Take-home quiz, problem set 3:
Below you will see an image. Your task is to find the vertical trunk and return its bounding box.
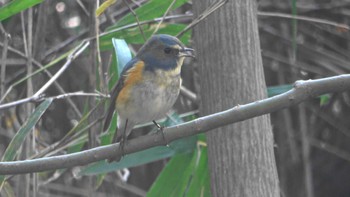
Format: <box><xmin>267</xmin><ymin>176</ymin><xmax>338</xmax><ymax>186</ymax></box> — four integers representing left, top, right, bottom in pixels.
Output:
<box><xmin>193</xmin><ymin>0</ymin><xmax>280</xmax><ymax>196</ymax></box>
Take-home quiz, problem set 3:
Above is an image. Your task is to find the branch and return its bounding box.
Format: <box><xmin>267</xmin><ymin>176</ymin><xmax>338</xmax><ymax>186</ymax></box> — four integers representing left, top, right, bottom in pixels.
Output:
<box><xmin>0</xmin><ymin>74</ymin><xmax>349</xmax><ymax>175</ymax></box>
<box><xmin>176</xmin><ymin>0</ymin><xmax>228</xmax><ymax>38</ymax></box>
<box><xmin>121</xmin><ymin>0</ymin><xmax>146</xmax><ymax>41</ymax></box>
<box><xmin>0</xmin><ymin>42</ymin><xmax>90</xmax><ymax>110</ymax></box>
<box><xmin>152</xmin><ymin>0</ymin><xmax>177</xmax><ymax>35</ymax></box>
<box><xmin>258</xmin><ymin>11</ymin><xmax>350</xmax><ymax>30</ymax></box>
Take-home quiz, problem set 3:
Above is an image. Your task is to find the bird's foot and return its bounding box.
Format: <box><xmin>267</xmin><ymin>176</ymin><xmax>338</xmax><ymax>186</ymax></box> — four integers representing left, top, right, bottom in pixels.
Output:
<box><xmin>153</xmin><ymin>121</ymin><xmax>169</xmax><ymax>147</ymax></box>
<box><xmin>107</xmin><ymin>138</ymin><xmax>125</xmax><ymax>163</ymax></box>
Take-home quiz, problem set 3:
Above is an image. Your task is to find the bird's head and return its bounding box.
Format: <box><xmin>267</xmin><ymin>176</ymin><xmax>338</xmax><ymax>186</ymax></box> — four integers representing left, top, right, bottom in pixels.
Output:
<box><xmin>136</xmin><ymin>34</ymin><xmax>194</xmax><ymax>71</ymax></box>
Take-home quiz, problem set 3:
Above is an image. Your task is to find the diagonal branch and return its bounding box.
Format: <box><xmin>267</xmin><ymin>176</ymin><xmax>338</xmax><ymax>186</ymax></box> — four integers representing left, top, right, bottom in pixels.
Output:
<box><xmin>152</xmin><ymin>0</ymin><xmax>177</xmax><ymax>35</ymax></box>
<box><xmin>258</xmin><ymin>11</ymin><xmax>349</xmax><ymax>30</ymax></box>
<box><xmin>0</xmin><ymin>41</ymin><xmax>90</xmax><ymax>110</ymax></box>
<box><xmin>176</xmin><ymin>0</ymin><xmax>228</xmax><ymax>38</ymax></box>
<box><xmin>0</xmin><ymin>74</ymin><xmax>349</xmax><ymax>175</ymax></box>
<box><xmin>122</xmin><ymin>0</ymin><xmax>146</xmax><ymax>41</ymax></box>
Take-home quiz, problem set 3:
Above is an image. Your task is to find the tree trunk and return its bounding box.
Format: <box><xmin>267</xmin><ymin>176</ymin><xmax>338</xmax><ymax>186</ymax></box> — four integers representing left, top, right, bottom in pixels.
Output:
<box><xmin>193</xmin><ymin>0</ymin><xmax>280</xmax><ymax>196</ymax></box>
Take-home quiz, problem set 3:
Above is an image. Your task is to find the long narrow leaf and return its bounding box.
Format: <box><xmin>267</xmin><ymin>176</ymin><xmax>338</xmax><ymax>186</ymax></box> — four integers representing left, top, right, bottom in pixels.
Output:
<box><xmin>267</xmin><ymin>84</ymin><xmax>293</xmax><ymax>97</ymax></box>
<box><xmin>1</xmin><ymin>99</ymin><xmax>52</xmax><ymax>162</ymax></box>
<box><xmin>107</xmin><ymin>0</ymin><xmax>188</xmax><ymax>30</ymax></box>
<box><xmin>147</xmin><ymin>152</ymin><xmax>195</xmax><ymax>197</ymax></box>
<box><xmin>100</xmin><ymin>24</ymin><xmax>191</xmax><ymax>51</ymax></box>
<box><xmin>112</xmin><ymin>38</ymin><xmax>132</xmax><ymax>76</ymax></box>
<box><xmin>148</xmin><ymin>135</ymin><xmax>211</xmax><ymax>197</ymax></box>
<box><xmin>0</xmin><ymin>98</ymin><xmax>52</xmax><ymax>188</ymax></box>
<box><xmin>0</xmin><ymin>0</ymin><xmax>45</xmax><ymax>21</ymax></box>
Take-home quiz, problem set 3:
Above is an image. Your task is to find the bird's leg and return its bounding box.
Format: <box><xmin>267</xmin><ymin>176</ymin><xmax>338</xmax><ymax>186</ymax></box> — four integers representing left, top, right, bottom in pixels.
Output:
<box><xmin>119</xmin><ymin>119</ymin><xmax>129</xmax><ymax>158</ymax></box>
<box><xmin>153</xmin><ymin>120</ymin><xmax>169</xmax><ymax>146</ymax></box>
<box><xmin>107</xmin><ymin>119</ymin><xmax>128</xmax><ymax>163</ymax></box>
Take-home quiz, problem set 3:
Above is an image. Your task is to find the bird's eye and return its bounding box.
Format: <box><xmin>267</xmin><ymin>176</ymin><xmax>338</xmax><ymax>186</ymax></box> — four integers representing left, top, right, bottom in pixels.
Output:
<box><xmin>164</xmin><ymin>47</ymin><xmax>172</xmax><ymax>54</ymax></box>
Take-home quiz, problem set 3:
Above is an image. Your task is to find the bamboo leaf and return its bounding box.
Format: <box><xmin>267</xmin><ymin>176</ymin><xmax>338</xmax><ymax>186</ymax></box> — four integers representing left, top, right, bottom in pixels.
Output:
<box><xmin>148</xmin><ymin>135</ymin><xmax>211</xmax><ymax>197</ymax></box>
<box><xmin>112</xmin><ymin>38</ymin><xmax>132</xmax><ymax>77</ymax></box>
<box><xmin>267</xmin><ymin>84</ymin><xmax>293</xmax><ymax>97</ymax></box>
<box><xmin>0</xmin><ymin>0</ymin><xmax>45</xmax><ymax>21</ymax></box>
<box><xmin>107</xmin><ymin>0</ymin><xmax>188</xmax><ymax>30</ymax></box>
<box><xmin>100</xmin><ymin>24</ymin><xmax>191</xmax><ymax>51</ymax></box>
<box><xmin>96</xmin><ymin>0</ymin><xmax>117</xmax><ymax>17</ymax></box>
<box><xmin>0</xmin><ymin>99</ymin><xmax>52</xmax><ymax>188</ymax></box>
<box><xmin>1</xmin><ymin>99</ymin><xmax>52</xmax><ymax>162</ymax></box>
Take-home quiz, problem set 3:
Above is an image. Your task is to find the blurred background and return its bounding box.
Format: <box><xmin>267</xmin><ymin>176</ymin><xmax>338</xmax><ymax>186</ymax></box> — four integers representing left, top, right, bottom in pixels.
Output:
<box><xmin>0</xmin><ymin>0</ymin><xmax>350</xmax><ymax>196</ymax></box>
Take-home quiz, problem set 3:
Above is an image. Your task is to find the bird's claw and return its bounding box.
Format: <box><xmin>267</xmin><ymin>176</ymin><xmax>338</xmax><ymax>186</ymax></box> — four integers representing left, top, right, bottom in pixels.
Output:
<box><xmin>107</xmin><ymin>138</ymin><xmax>125</xmax><ymax>163</ymax></box>
<box><xmin>157</xmin><ymin>126</ymin><xmax>169</xmax><ymax>147</ymax></box>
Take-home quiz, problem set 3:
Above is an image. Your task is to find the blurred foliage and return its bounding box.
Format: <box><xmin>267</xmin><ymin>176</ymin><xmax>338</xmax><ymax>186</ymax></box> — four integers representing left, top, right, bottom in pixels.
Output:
<box><xmin>0</xmin><ymin>0</ymin><xmax>44</xmax><ymax>21</ymax></box>
<box><xmin>147</xmin><ymin>137</ymin><xmax>210</xmax><ymax>197</ymax></box>
<box><xmin>0</xmin><ymin>0</ymin><xmax>349</xmax><ymax>196</ymax></box>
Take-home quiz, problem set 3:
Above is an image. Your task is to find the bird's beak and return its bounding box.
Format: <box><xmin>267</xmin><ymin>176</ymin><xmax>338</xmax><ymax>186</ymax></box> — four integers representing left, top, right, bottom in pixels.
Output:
<box><xmin>179</xmin><ymin>47</ymin><xmax>195</xmax><ymax>58</ymax></box>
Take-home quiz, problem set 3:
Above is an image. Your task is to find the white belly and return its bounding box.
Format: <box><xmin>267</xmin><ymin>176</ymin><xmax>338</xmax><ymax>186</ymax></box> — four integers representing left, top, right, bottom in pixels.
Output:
<box><xmin>117</xmin><ymin>72</ymin><xmax>181</xmax><ymax>124</ymax></box>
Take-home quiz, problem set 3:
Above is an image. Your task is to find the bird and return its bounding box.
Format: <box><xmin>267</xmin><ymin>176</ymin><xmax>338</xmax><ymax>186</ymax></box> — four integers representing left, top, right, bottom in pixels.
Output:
<box><xmin>103</xmin><ymin>34</ymin><xmax>194</xmax><ymax>162</ymax></box>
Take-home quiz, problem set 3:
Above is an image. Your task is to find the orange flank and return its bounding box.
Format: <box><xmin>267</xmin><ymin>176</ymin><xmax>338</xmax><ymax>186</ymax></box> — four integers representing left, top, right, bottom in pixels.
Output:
<box><xmin>117</xmin><ymin>61</ymin><xmax>145</xmax><ymax>105</ymax></box>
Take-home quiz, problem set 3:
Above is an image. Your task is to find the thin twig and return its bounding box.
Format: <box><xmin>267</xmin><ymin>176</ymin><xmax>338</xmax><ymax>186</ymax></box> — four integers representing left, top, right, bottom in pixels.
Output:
<box><xmin>176</xmin><ymin>0</ymin><xmax>228</xmax><ymax>38</ymax></box>
<box><xmin>180</xmin><ymin>86</ymin><xmax>198</xmax><ymax>104</ymax></box>
<box><xmin>33</xmin><ymin>41</ymin><xmax>90</xmax><ymax>98</ymax></box>
<box><xmin>152</xmin><ymin>0</ymin><xmax>177</xmax><ymax>35</ymax></box>
<box><xmin>0</xmin><ymin>42</ymin><xmax>90</xmax><ymax>110</ymax></box>
<box><xmin>77</xmin><ymin>0</ymin><xmax>90</xmax><ymax>16</ymax></box>
<box><xmin>122</xmin><ymin>0</ymin><xmax>146</xmax><ymax>41</ymax></box>
<box><xmin>26</xmin><ymin>8</ymin><xmax>37</xmax><ymax>197</ymax></box>
<box><xmin>0</xmin><ymin>43</ymin><xmax>83</xmax><ymax>117</ymax></box>
<box><xmin>98</xmin><ymin>14</ymin><xmax>192</xmax><ymax>39</ymax></box>
<box><xmin>0</xmin><ymin>96</ymin><xmax>35</xmax><ymax>110</ymax></box>
<box><xmin>0</xmin><ymin>24</ymin><xmax>9</xmax><ymax>98</ymax></box>
<box><xmin>310</xmin><ymin>138</ymin><xmax>350</xmax><ymax>163</ymax></box>
<box><xmin>44</xmin><ymin>31</ymin><xmax>87</xmax><ymax>58</ymax></box>
<box><xmin>258</xmin><ymin>11</ymin><xmax>350</xmax><ymax>30</ymax></box>
<box><xmin>95</xmin><ymin>4</ymin><xmax>105</xmax><ymax>93</ymax></box>
<box><xmin>0</xmin><ymin>74</ymin><xmax>350</xmax><ymax>174</ymax></box>
<box><xmin>47</xmin><ymin>91</ymin><xmax>108</xmax><ymax>100</ymax></box>
<box><xmin>0</xmin><ymin>91</ymin><xmax>106</xmax><ymax>111</ymax></box>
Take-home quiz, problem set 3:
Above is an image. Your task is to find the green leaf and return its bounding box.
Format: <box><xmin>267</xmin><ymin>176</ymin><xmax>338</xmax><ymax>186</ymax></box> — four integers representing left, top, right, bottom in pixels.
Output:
<box><xmin>147</xmin><ymin>152</ymin><xmax>194</xmax><ymax>197</ymax></box>
<box><xmin>1</xmin><ymin>99</ymin><xmax>52</xmax><ymax>162</ymax></box>
<box><xmin>267</xmin><ymin>84</ymin><xmax>293</xmax><ymax>97</ymax></box>
<box><xmin>79</xmin><ymin>146</ymin><xmax>176</xmax><ymax>176</ymax></box>
<box><xmin>112</xmin><ymin>38</ymin><xmax>132</xmax><ymax>76</ymax></box>
<box><xmin>107</xmin><ymin>0</ymin><xmax>188</xmax><ymax>30</ymax></box>
<box><xmin>100</xmin><ymin>24</ymin><xmax>191</xmax><ymax>51</ymax></box>
<box><xmin>320</xmin><ymin>94</ymin><xmax>331</xmax><ymax>106</ymax></box>
<box><xmin>147</xmin><ymin>143</ymin><xmax>211</xmax><ymax>197</ymax></box>
<box><xmin>80</xmin><ymin>135</ymin><xmax>197</xmax><ymax>175</ymax></box>
<box><xmin>0</xmin><ymin>0</ymin><xmax>45</xmax><ymax>21</ymax></box>
<box><xmin>185</xmin><ymin>146</ymin><xmax>211</xmax><ymax>197</ymax></box>
<box><xmin>96</xmin><ymin>0</ymin><xmax>116</xmax><ymax>17</ymax></box>
<box><xmin>0</xmin><ymin>99</ymin><xmax>52</xmax><ymax>187</ymax></box>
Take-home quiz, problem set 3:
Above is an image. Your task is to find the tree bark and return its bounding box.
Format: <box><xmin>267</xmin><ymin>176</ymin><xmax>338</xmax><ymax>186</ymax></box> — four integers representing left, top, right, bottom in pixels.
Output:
<box><xmin>193</xmin><ymin>0</ymin><xmax>280</xmax><ymax>196</ymax></box>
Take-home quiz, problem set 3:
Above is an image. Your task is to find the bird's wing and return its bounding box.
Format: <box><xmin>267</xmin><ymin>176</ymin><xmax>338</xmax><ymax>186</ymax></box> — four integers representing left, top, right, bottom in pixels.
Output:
<box><xmin>103</xmin><ymin>58</ymin><xmax>140</xmax><ymax>131</ymax></box>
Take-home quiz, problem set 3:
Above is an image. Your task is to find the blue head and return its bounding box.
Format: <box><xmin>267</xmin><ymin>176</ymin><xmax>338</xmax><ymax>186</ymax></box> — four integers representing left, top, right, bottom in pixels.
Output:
<box><xmin>136</xmin><ymin>34</ymin><xmax>194</xmax><ymax>71</ymax></box>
